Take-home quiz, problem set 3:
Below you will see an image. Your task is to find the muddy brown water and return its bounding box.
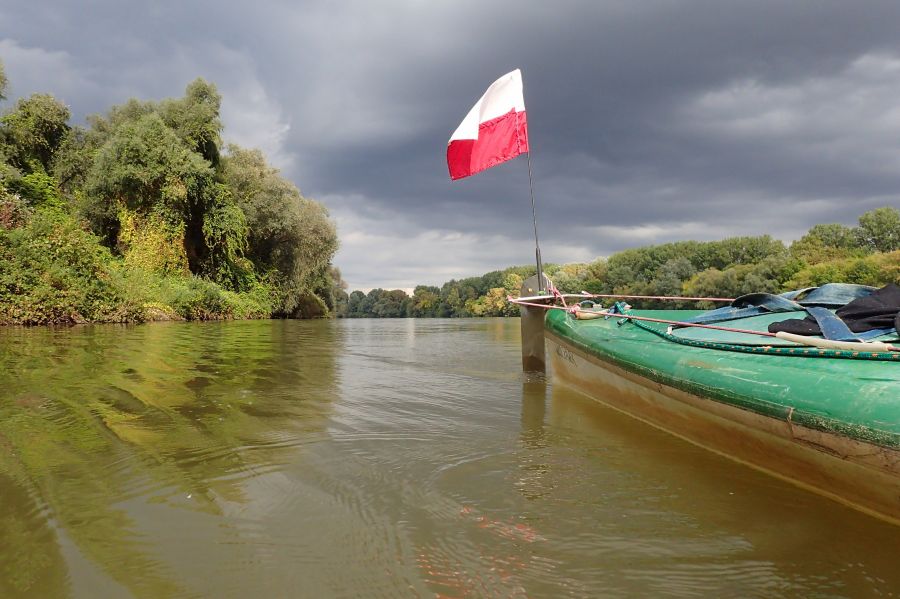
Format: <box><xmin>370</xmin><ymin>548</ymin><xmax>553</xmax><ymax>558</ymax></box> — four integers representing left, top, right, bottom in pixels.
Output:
<box><xmin>1</xmin><ymin>318</ymin><xmax>898</xmax><ymax>598</ymax></box>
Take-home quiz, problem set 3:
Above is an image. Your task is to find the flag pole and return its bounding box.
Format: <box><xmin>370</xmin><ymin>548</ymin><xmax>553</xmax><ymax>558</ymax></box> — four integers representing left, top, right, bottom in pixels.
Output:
<box><xmin>520</xmin><ymin>70</ymin><xmax>544</xmax><ymax>291</ymax></box>
<box><xmin>525</xmin><ymin>150</ymin><xmax>544</xmax><ymax>292</ymax></box>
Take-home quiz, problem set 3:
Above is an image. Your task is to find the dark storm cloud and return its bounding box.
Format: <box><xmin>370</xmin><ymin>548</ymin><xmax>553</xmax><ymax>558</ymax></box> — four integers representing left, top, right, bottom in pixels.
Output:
<box><xmin>2</xmin><ymin>0</ymin><xmax>900</xmax><ymax>289</ymax></box>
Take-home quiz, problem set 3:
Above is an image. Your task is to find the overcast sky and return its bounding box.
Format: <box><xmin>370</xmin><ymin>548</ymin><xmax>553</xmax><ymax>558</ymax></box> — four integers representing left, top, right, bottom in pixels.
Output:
<box><xmin>2</xmin><ymin>1</ymin><xmax>900</xmax><ymax>290</ymax></box>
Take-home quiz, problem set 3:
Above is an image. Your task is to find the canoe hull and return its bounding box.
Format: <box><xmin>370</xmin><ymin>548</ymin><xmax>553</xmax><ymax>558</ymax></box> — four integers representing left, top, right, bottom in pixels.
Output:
<box><xmin>545</xmin><ymin>327</ymin><xmax>900</xmax><ymax>524</ymax></box>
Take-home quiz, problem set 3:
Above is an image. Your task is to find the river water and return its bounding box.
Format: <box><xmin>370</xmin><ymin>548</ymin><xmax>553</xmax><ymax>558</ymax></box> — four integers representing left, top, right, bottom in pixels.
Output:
<box><xmin>0</xmin><ymin>318</ymin><xmax>898</xmax><ymax>598</ymax></box>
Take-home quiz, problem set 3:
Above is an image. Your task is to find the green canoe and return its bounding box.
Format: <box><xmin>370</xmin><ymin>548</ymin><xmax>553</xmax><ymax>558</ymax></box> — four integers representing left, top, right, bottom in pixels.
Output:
<box><xmin>542</xmin><ymin>307</ymin><xmax>900</xmax><ymax>523</ymax></box>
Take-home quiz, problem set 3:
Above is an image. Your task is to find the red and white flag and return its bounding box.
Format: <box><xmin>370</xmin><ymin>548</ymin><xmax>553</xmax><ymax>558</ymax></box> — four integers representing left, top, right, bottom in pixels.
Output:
<box><xmin>447</xmin><ymin>69</ymin><xmax>529</xmax><ymax>180</ymax></box>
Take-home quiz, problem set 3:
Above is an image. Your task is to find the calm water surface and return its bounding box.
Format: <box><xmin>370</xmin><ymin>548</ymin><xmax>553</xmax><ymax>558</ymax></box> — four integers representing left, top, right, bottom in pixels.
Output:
<box><xmin>1</xmin><ymin>318</ymin><xmax>898</xmax><ymax>598</ymax></box>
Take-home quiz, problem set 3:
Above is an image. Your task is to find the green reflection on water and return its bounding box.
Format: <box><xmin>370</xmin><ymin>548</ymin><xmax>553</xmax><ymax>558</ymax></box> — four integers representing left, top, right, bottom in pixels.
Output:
<box><xmin>0</xmin><ymin>320</ymin><xmax>340</xmax><ymax>598</ymax></box>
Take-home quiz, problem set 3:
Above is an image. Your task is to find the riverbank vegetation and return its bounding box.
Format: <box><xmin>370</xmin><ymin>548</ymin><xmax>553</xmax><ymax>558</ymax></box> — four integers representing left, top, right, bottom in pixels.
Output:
<box><xmin>337</xmin><ymin>206</ymin><xmax>900</xmax><ymax>317</ymax></box>
<box><xmin>0</xmin><ymin>60</ymin><xmax>339</xmax><ymax>325</ymax></box>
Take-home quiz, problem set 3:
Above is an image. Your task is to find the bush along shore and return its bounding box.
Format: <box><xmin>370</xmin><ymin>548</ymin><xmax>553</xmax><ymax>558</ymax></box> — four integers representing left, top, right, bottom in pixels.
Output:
<box><xmin>337</xmin><ymin>206</ymin><xmax>900</xmax><ymax>318</ymax></box>
<box><xmin>0</xmin><ymin>59</ymin><xmax>343</xmax><ymax>325</ymax></box>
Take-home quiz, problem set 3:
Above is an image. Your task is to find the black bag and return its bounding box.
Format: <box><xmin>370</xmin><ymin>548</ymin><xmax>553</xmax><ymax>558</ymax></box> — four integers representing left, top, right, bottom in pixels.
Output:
<box><xmin>768</xmin><ymin>283</ymin><xmax>900</xmax><ymax>336</ymax></box>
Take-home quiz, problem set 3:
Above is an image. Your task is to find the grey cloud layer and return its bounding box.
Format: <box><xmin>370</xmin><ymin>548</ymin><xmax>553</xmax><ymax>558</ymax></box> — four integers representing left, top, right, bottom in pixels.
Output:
<box><xmin>2</xmin><ymin>0</ymin><xmax>900</xmax><ymax>289</ymax></box>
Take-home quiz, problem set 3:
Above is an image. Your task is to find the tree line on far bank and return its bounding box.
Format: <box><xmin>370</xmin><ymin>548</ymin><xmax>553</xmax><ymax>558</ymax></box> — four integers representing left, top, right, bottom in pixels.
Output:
<box><xmin>0</xmin><ymin>59</ymin><xmax>341</xmax><ymax>325</ymax></box>
<box><xmin>335</xmin><ymin>206</ymin><xmax>900</xmax><ymax>318</ymax></box>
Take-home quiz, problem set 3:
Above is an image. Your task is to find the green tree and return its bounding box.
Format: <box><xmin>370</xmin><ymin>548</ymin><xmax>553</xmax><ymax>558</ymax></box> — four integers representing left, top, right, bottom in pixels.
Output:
<box><xmin>347</xmin><ymin>290</ymin><xmax>366</xmax><ymax>317</ymax></box>
<box><xmin>805</xmin><ymin>223</ymin><xmax>858</xmax><ymax>249</ymax></box>
<box><xmin>372</xmin><ymin>289</ymin><xmax>409</xmax><ymax>317</ymax></box>
<box><xmin>856</xmin><ymin>206</ymin><xmax>900</xmax><ymax>253</ymax></box>
<box><xmin>683</xmin><ymin>254</ymin><xmax>798</xmax><ymax>306</ymax></box>
<box><xmin>221</xmin><ymin>145</ymin><xmax>337</xmax><ymax>314</ymax></box>
<box><xmin>409</xmin><ymin>285</ymin><xmax>440</xmax><ymax>317</ymax></box>
<box><xmin>83</xmin><ymin>111</ymin><xmax>213</xmax><ymax>248</ymax></box>
<box><xmin>788</xmin><ymin>250</ymin><xmax>900</xmax><ymax>287</ymax></box>
<box><xmin>706</xmin><ymin>235</ymin><xmax>787</xmax><ymax>267</ymax></box>
<box><xmin>51</xmin><ymin>126</ymin><xmax>93</xmax><ymax>192</ymax></box>
<box><xmin>199</xmin><ymin>184</ymin><xmax>252</xmax><ymax>288</ymax></box>
<box><xmin>157</xmin><ymin>78</ymin><xmax>223</xmax><ymax>166</ymax></box>
<box><xmin>5</xmin><ymin>171</ymin><xmax>64</xmax><ymax>210</ymax></box>
<box><xmin>503</xmin><ymin>272</ymin><xmax>524</xmax><ymax>296</ymax></box>
<box><xmin>0</xmin><ymin>93</ymin><xmax>71</xmax><ymax>173</ymax></box>
<box><xmin>605</xmin><ymin>261</ymin><xmax>638</xmax><ymax>294</ymax></box>
<box><xmin>0</xmin><ymin>71</ymin><xmax>332</xmax><ymax>323</ymax></box>
<box><xmin>467</xmin><ymin>286</ymin><xmax>517</xmax><ymax>316</ymax></box>
<box><xmin>86</xmin><ymin>112</ymin><xmax>210</xmax><ymax>212</ymax></box>
<box><xmin>441</xmin><ymin>283</ymin><xmax>464</xmax><ymax>317</ymax></box>
<box><xmin>650</xmin><ymin>257</ymin><xmax>697</xmax><ymax>303</ymax></box>
<box><xmin>790</xmin><ymin>222</ymin><xmax>864</xmax><ymax>263</ymax></box>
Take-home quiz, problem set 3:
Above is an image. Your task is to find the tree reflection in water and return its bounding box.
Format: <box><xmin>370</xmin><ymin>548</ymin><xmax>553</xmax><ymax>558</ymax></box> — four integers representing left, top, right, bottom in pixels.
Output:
<box><xmin>0</xmin><ymin>320</ymin><xmax>340</xmax><ymax>598</ymax></box>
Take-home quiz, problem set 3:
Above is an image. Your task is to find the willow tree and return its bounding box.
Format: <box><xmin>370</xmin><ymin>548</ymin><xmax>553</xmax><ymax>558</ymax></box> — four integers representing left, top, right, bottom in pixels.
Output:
<box><xmin>157</xmin><ymin>78</ymin><xmax>223</xmax><ymax>167</ymax></box>
<box><xmin>0</xmin><ymin>94</ymin><xmax>70</xmax><ymax>175</ymax></box>
<box><xmin>83</xmin><ymin>106</ymin><xmax>249</xmax><ymax>287</ymax></box>
<box><xmin>221</xmin><ymin>145</ymin><xmax>337</xmax><ymax>315</ymax></box>
<box><xmin>0</xmin><ymin>92</ymin><xmax>71</xmax><ymax>211</ymax></box>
